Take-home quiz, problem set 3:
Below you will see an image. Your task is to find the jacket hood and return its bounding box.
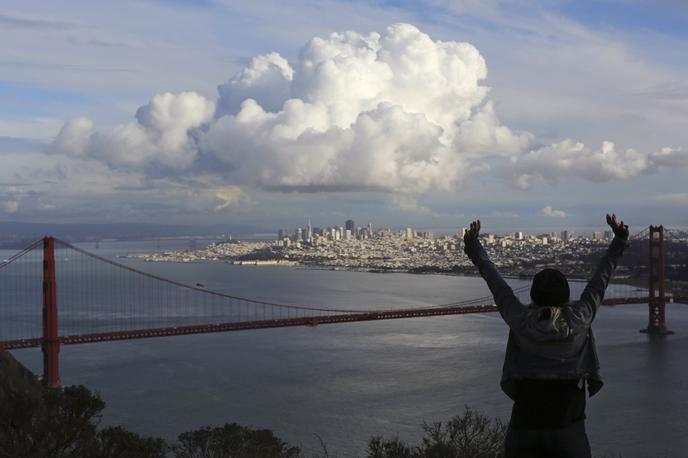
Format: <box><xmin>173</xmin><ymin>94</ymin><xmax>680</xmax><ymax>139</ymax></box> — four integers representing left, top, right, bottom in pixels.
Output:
<box><xmin>521</xmin><ymin>305</ymin><xmax>572</xmax><ymax>342</ymax></box>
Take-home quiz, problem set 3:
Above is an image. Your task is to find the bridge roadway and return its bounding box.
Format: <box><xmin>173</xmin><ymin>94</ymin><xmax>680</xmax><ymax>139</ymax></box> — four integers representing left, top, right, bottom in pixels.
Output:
<box><xmin>2</xmin><ymin>295</ymin><xmax>686</xmax><ymax>351</ymax></box>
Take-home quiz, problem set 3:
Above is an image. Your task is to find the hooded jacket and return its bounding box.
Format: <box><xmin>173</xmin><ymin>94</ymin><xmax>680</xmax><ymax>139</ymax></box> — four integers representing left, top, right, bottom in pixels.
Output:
<box><xmin>464</xmin><ymin>235</ymin><xmax>628</xmax><ymax>400</ymax></box>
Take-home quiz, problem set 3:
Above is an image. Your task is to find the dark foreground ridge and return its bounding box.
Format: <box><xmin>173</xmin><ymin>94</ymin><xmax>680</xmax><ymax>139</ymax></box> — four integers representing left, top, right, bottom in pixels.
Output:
<box><xmin>0</xmin><ymin>350</ymin><xmax>672</xmax><ymax>458</ymax></box>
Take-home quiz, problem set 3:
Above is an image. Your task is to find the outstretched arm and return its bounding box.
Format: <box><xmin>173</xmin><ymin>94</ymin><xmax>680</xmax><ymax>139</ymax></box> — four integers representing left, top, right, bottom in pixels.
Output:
<box><xmin>463</xmin><ymin>220</ymin><xmax>527</xmax><ymax>330</ymax></box>
<box><xmin>572</xmin><ymin>214</ymin><xmax>629</xmax><ymax>327</ymax></box>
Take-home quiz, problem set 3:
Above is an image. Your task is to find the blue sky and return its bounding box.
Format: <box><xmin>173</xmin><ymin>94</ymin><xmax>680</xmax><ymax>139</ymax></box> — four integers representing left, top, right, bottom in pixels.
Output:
<box><xmin>0</xmin><ymin>0</ymin><xmax>686</xmax><ymax>233</ymax></box>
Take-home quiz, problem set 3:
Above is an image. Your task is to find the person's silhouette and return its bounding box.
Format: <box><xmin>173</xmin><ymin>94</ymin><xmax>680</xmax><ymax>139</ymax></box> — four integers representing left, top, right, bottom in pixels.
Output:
<box><xmin>463</xmin><ymin>214</ymin><xmax>629</xmax><ymax>458</ymax></box>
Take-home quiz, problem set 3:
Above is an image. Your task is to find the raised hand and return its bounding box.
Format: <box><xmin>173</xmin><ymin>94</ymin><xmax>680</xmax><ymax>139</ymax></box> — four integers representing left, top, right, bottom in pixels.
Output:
<box><xmin>606</xmin><ymin>213</ymin><xmax>629</xmax><ymax>239</ymax></box>
<box><xmin>463</xmin><ymin>220</ymin><xmax>481</xmax><ymax>245</ymax></box>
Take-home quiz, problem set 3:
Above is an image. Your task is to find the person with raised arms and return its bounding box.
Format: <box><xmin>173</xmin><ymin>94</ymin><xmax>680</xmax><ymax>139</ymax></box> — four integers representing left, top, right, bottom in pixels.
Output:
<box><xmin>463</xmin><ymin>214</ymin><xmax>629</xmax><ymax>457</ymax></box>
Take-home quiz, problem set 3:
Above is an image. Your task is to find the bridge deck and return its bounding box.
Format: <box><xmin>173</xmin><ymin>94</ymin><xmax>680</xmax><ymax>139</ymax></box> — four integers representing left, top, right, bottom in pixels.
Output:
<box><xmin>3</xmin><ymin>295</ymin><xmax>685</xmax><ymax>350</ymax></box>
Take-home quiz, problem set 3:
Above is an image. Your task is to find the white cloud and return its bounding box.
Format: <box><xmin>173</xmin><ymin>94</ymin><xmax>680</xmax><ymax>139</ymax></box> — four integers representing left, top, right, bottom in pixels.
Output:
<box><xmin>509</xmin><ymin>140</ymin><xmax>686</xmax><ymax>189</ymax></box>
<box><xmin>48</xmin><ymin>23</ymin><xmax>530</xmax><ymax>196</ymax></box>
<box><xmin>217</xmin><ymin>52</ymin><xmax>294</xmax><ymax>115</ymax></box>
<box><xmin>204</xmin><ymin>23</ymin><xmax>530</xmax><ymax>193</ymax></box>
<box><xmin>650</xmin><ymin>147</ymin><xmax>687</xmax><ymax>168</ymax></box>
<box><xmin>50</xmin><ymin>117</ymin><xmax>94</xmax><ymax>157</ymax></box>
<box><xmin>213</xmin><ymin>185</ymin><xmax>246</xmax><ymax>211</ymax></box>
<box><xmin>540</xmin><ymin>205</ymin><xmax>567</xmax><ymax>218</ymax></box>
<box><xmin>52</xmin><ymin>92</ymin><xmax>215</xmax><ymax>168</ymax></box>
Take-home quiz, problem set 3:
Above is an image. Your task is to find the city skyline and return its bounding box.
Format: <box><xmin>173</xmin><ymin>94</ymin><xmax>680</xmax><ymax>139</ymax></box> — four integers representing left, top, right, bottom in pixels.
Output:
<box><xmin>276</xmin><ymin>216</ymin><xmax>617</xmax><ymax>241</ymax></box>
<box><xmin>0</xmin><ymin>1</ymin><xmax>686</xmax><ymax>230</ymax></box>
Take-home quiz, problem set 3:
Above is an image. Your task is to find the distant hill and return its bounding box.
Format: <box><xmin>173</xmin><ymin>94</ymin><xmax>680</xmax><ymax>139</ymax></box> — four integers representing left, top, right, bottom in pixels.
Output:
<box><xmin>0</xmin><ymin>349</ymin><xmax>42</xmax><ymax>406</ymax></box>
<box><xmin>0</xmin><ymin>221</ymin><xmax>266</xmax><ymax>247</ymax></box>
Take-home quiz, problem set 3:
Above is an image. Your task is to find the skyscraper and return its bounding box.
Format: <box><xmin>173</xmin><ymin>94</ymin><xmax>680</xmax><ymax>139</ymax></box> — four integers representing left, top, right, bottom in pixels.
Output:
<box><xmin>345</xmin><ymin>219</ymin><xmax>355</xmax><ymax>232</ymax></box>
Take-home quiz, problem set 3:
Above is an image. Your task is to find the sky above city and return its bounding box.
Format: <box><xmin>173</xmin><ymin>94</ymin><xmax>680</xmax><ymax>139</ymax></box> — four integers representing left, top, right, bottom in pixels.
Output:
<box><xmin>1</xmin><ymin>0</ymin><xmax>687</xmax><ymax>233</ymax></box>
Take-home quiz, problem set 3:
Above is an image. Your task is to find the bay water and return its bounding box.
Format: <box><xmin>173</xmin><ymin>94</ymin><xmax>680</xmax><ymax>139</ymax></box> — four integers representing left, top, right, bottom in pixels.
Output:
<box><xmin>6</xmin><ymin>240</ymin><xmax>688</xmax><ymax>457</ymax></box>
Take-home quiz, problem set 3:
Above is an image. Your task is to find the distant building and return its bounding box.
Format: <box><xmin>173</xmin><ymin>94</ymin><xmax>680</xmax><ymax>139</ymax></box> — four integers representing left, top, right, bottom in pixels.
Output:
<box><xmin>277</xmin><ymin>229</ymin><xmax>284</xmax><ymax>241</ymax></box>
<box><xmin>604</xmin><ymin>230</ymin><xmax>613</xmax><ymax>240</ymax></box>
<box><xmin>296</xmin><ymin>227</ymin><xmax>303</xmax><ymax>242</ymax></box>
<box><xmin>345</xmin><ymin>219</ymin><xmax>355</xmax><ymax>233</ymax></box>
<box><xmin>405</xmin><ymin>227</ymin><xmax>415</xmax><ymax>239</ymax></box>
<box><xmin>593</xmin><ymin>231</ymin><xmax>604</xmax><ymax>241</ymax></box>
<box><xmin>561</xmin><ymin>230</ymin><xmax>569</xmax><ymax>242</ymax></box>
<box><xmin>515</xmin><ymin>231</ymin><xmax>524</xmax><ymax>241</ymax></box>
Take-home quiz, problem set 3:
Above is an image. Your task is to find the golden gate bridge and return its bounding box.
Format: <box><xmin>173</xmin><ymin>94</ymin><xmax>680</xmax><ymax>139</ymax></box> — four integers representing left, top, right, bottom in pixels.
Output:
<box><xmin>0</xmin><ymin>225</ymin><xmax>685</xmax><ymax>388</ymax></box>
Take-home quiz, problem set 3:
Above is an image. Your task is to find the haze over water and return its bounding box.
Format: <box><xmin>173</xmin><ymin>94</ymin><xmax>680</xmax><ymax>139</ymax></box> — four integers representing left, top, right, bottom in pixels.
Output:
<box><xmin>8</xmin><ymin>241</ymin><xmax>688</xmax><ymax>457</ymax></box>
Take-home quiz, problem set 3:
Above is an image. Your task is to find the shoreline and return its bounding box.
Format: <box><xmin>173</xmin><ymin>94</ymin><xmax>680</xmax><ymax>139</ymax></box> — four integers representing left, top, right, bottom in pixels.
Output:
<box><xmin>128</xmin><ymin>254</ymin><xmax>598</xmax><ymax>283</ymax></box>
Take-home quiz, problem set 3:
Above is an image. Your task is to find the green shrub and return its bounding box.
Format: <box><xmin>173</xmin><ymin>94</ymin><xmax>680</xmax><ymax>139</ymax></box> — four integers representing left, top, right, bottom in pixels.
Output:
<box><xmin>174</xmin><ymin>422</ymin><xmax>303</xmax><ymax>458</ymax></box>
<box><xmin>366</xmin><ymin>407</ymin><xmax>506</xmax><ymax>458</ymax></box>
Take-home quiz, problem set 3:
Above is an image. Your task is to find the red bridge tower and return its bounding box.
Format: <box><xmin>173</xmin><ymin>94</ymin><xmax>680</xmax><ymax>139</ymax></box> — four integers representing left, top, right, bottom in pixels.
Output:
<box><xmin>641</xmin><ymin>226</ymin><xmax>673</xmax><ymax>335</ymax></box>
<box><xmin>42</xmin><ymin>237</ymin><xmax>61</xmax><ymax>387</ymax></box>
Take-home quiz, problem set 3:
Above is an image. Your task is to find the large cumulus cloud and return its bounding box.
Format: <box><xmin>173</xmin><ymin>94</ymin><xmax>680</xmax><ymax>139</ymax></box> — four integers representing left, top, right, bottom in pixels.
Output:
<box><xmin>47</xmin><ymin>22</ymin><xmax>684</xmax><ymax>209</ymax></box>
<box><xmin>51</xmin><ymin>23</ymin><xmax>528</xmax><ymax>195</ymax></box>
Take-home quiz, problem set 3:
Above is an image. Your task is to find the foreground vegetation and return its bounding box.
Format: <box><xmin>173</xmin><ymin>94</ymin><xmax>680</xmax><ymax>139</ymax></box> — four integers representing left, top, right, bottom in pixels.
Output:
<box><xmin>0</xmin><ymin>378</ymin><xmax>505</xmax><ymax>458</ymax></box>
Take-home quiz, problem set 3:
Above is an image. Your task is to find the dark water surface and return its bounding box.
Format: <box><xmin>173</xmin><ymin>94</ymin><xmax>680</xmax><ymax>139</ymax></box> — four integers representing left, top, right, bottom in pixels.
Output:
<box><xmin>6</xmin><ymin>241</ymin><xmax>688</xmax><ymax>457</ymax></box>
